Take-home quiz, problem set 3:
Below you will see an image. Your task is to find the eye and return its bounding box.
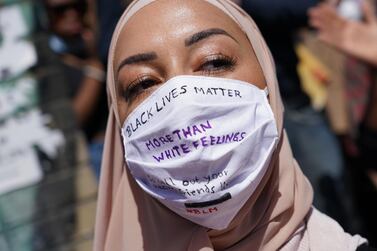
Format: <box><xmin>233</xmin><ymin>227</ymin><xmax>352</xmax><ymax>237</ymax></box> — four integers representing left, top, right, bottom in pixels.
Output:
<box><xmin>197</xmin><ymin>54</ymin><xmax>237</xmax><ymax>75</ymax></box>
<box><xmin>121</xmin><ymin>75</ymin><xmax>160</xmax><ymax>102</ymax></box>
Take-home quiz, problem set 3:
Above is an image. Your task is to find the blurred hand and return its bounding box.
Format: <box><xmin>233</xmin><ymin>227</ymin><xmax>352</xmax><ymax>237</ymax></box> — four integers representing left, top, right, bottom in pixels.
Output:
<box><xmin>320</xmin><ymin>0</ymin><xmax>366</xmax><ymax>8</ymax></box>
<box><xmin>324</xmin><ymin>0</ymin><xmax>340</xmax><ymax>5</ymax></box>
<box><xmin>82</xmin><ymin>29</ymin><xmax>98</xmax><ymax>58</ymax></box>
<box><xmin>309</xmin><ymin>1</ymin><xmax>377</xmax><ymax>66</ymax></box>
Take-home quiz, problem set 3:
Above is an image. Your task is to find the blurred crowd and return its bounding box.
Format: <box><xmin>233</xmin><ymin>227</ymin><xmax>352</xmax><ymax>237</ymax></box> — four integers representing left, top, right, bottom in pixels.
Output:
<box><xmin>0</xmin><ymin>0</ymin><xmax>376</xmax><ymax>250</ymax></box>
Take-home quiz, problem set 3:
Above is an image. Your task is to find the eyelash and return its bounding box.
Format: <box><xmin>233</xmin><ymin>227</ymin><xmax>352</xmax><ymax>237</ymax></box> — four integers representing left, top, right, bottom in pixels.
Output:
<box><xmin>121</xmin><ymin>54</ymin><xmax>237</xmax><ymax>102</ymax></box>
<box><xmin>197</xmin><ymin>54</ymin><xmax>237</xmax><ymax>75</ymax></box>
<box><xmin>122</xmin><ymin>75</ymin><xmax>160</xmax><ymax>102</ymax></box>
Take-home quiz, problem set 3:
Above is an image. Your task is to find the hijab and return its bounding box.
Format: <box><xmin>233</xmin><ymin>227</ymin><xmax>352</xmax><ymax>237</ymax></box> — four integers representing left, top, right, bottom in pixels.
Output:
<box><xmin>94</xmin><ymin>0</ymin><xmax>314</xmax><ymax>250</ymax></box>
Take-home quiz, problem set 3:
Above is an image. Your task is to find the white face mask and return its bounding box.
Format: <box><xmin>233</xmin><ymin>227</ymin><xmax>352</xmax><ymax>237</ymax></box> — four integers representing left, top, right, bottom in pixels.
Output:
<box><xmin>121</xmin><ymin>75</ymin><xmax>279</xmax><ymax>230</ymax></box>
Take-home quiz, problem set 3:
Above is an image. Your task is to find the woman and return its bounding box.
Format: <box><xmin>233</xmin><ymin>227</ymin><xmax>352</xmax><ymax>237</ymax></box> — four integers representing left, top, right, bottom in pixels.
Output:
<box><xmin>94</xmin><ymin>0</ymin><xmax>368</xmax><ymax>250</ymax></box>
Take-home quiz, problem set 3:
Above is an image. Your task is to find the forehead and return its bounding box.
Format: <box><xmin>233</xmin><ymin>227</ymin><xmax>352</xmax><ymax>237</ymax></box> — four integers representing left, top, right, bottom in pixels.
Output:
<box><xmin>114</xmin><ymin>0</ymin><xmax>245</xmax><ymax>65</ymax></box>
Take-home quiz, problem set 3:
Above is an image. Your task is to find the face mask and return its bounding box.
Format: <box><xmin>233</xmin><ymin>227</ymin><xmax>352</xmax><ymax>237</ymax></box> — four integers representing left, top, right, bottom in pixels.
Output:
<box><xmin>121</xmin><ymin>75</ymin><xmax>279</xmax><ymax>230</ymax></box>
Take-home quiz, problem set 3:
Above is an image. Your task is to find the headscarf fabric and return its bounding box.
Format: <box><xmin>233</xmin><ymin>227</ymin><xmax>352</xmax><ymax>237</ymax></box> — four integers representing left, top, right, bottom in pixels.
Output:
<box><xmin>94</xmin><ymin>1</ymin><xmax>314</xmax><ymax>250</ymax></box>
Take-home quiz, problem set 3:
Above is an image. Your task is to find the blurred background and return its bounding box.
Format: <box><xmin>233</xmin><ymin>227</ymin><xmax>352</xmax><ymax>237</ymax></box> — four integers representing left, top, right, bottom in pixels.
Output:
<box><xmin>0</xmin><ymin>0</ymin><xmax>375</xmax><ymax>250</ymax></box>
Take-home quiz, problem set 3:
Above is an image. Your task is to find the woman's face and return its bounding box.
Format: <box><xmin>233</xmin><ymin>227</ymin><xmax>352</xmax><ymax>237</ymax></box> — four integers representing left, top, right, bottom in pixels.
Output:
<box><xmin>114</xmin><ymin>0</ymin><xmax>266</xmax><ymax>123</ymax></box>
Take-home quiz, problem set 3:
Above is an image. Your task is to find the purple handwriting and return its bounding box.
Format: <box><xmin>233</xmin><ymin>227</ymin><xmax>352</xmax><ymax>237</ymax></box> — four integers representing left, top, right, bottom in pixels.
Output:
<box><xmin>146</xmin><ymin>120</ymin><xmax>212</xmax><ymax>151</ymax></box>
<box><xmin>152</xmin><ymin>132</ymin><xmax>246</xmax><ymax>163</ymax></box>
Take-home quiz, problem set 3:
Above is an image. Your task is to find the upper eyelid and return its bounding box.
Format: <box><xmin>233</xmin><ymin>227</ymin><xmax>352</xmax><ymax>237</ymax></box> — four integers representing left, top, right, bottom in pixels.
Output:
<box><xmin>122</xmin><ymin>75</ymin><xmax>160</xmax><ymax>100</ymax></box>
<box><xmin>118</xmin><ymin>51</ymin><xmax>236</xmax><ymax>83</ymax></box>
<box><xmin>117</xmin><ymin>64</ymin><xmax>161</xmax><ymax>88</ymax></box>
<box><xmin>197</xmin><ymin>54</ymin><xmax>237</xmax><ymax>66</ymax></box>
<box><xmin>201</xmin><ymin>54</ymin><xmax>234</xmax><ymax>61</ymax></box>
<box><xmin>119</xmin><ymin>55</ymin><xmax>236</xmax><ymax>101</ymax></box>
<box><xmin>190</xmin><ymin>40</ymin><xmax>239</xmax><ymax>60</ymax></box>
<box><xmin>117</xmin><ymin>52</ymin><xmax>158</xmax><ymax>75</ymax></box>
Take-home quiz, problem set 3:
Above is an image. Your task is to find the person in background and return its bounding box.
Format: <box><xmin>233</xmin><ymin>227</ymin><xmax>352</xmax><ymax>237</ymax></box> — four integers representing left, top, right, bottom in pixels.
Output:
<box><xmin>309</xmin><ymin>0</ymin><xmax>377</xmax><ymax>244</ymax></box>
<box><xmin>236</xmin><ymin>0</ymin><xmax>354</xmax><ymax>230</ymax></box>
<box><xmin>44</xmin><ymin>0</ymin><xmax>108</xmax><ymax>179</ymax></box>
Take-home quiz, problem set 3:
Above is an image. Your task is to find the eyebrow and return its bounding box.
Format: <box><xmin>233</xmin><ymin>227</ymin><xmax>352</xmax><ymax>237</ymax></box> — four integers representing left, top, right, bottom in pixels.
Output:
<box><xmin>185</xmin><ymin>28</ymin><xmax>238</xmax><ymax>47</ymax></box>
<box><xmin>117</xmin><ymin>28</ymin><xmax>237</xmax><ymax>74</ymax></box>
<box><xmin>117</xmin><ymin>52</ymin><xmax>158</xmax><ymax>73</ymax></box>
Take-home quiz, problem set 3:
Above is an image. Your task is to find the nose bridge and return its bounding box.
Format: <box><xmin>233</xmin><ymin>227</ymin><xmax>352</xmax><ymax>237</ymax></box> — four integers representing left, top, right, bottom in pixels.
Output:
<box><xmin>163</xmin><ymin>47</ymin><xmax>189</xmax><ymax>81</ymax></box>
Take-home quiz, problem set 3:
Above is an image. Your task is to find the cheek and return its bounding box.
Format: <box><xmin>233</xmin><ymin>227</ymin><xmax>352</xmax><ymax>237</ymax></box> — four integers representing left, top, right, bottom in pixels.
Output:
<box><xmin>236</xmin><ymin>38</ymin><xmax>267</xmax><ymax>89</ymax></box>
<box><xmin>232</xmin><ymin>62</ymin><xmax>266</xmax><ymax>89</ymax></box>
<box><xmin>117</xmin><ymin>99</ymin><xmax>145</xmax><ymax>126</ymax></box>
<box><xmin>117</xmin><ymin>100</ymin><xmax>129</xmax><ymax>126</ymax></box>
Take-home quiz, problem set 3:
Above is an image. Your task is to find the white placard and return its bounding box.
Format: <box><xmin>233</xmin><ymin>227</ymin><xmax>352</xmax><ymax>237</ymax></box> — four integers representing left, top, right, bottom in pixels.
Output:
<box><xmin>0</xmin><ymin>147</ymin><xmax>42</xmax><ymax>195</ymax></box>
<box><xmin>0</xmin><ymin>41</ymin><xmax>37</xmax><ymax>81</ymax></box>
<box><xmin>0</xmin><ymin>109</ymin><xmax>65</xmax><ymax>195</ymax></box>
<box><xmin>0</xmin><ymin>5</ymin><xmax>29</xmax><ymax>40</ymax></box>
<box><xmin>0</xmin><ymin>5</ymin><xmax>37</xmax><ymax>81</ymax></box>
<box><xmin>0</xmin><ymin>76</ymin><xmax>37</xmax><ymax>119</ymax></box>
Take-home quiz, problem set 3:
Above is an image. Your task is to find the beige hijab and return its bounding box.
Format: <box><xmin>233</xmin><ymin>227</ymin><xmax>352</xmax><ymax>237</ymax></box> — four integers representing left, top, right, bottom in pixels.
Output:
<box><xmin>94</xmin><ymin>0</ymin><xmax>314</xmax><ymax>250</ymax></box>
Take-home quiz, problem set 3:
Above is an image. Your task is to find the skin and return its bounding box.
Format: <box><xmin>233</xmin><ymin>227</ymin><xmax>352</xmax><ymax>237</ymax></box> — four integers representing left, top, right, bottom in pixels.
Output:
<box><xmin>309</xmin><ymin>1</ymin><xmax>377</xmax><ymax>131</ymax></box>
<box><xmin>113</xmin><ymin>0</ymin><xmax>266</xmax><ymax>124</ymax></box>
<box><xmin>309</xmin><ymin>1</ymin><xmax>377</xmax><ymax>67</ymax></box>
